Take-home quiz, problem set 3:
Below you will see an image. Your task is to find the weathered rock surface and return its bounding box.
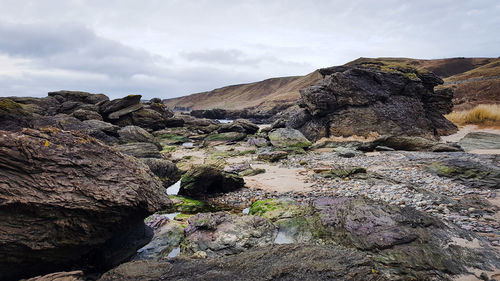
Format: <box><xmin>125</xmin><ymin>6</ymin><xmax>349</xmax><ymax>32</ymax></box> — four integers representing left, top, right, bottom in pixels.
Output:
<box><xmin>183</xmin><ymin>212</ymin><xmax>277</xmax><ymax>257</ymax></box>
<box><xmin>218</xmin><ymin>119</ymin><xmax>259</xmax><ymax>135</ymax></box>
<box><xmin>0</xmin><ymin>98</ymin><xmax>34</xmax><ymax>131</ymax></box>
<box><xmin>268</xmin><ymin>128</ymin><xmax>311</xmax><ymax>148</ymax></box>
<box><xmin>360</xmin><ymin>135</ymin><xmax>463</xmax><ymax>152</ymax></box>
<box><xmin>26</xmin><ymin>270</ymin><xmax>85</xmax><ymax>281</ymax></box>
<box><xmin>115</xmin><ymin>142</ymin><xmax>162</xmax><ymax>158</ymax></box>
<box><xmin>427</xmin><ymin>156</ymin><xmax>500</xmax><ymax>189</ymax></box>
<box><xmin>248</xmin><ymin>197</ymin><xmax>500</xmax><ymax>280</ymax></box>
<box><xmin>118</xmin><ymin>125</ymin><xmax>156</xmax><ymax>144</ymax></box>
<box><xmin>179</xmin><ymin>165</ymin><xmax>244</xmax><ymax>198</ymax></box>
<box><xmin>282</xmin><ymin>64</ymin><xmax>458</xmax><ymax>141</ymax></box>
<box><xmin>257</xmin><ymin>150</ymin><xmax>288</xmax><ymax>162</ymax></box>
<box><xmin>0</xmin><ymin>128</ymin><xmax>170</xmax><ymax>280</ymax></box>
<box><xmin>459</xmin><ymin>132</ymin><xmax>500</xmax><ymax>151</ymax></box>
<box><xmin>140</xmin><ymin>158</ymin><xmax>181</xmax><ymax>187</ymax></box>
<box><xmin>203</xmin><ymin>132</ymin><xmax>247</xmax><ymax>146</ymax></box>
<box><xmin>100</xmin><ymin>244</ymin><xmax>381</xmax><ymax>281</ymax></box>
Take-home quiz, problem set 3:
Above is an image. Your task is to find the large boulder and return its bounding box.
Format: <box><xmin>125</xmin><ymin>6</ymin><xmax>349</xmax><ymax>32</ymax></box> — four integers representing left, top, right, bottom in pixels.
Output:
<box><xmin>286</xmin><ymin>63</ymin><xmax>458</xmax><ymax>141</ymax></box>
<box><xmin>0</xmin><ymin>128</ymin><xmax>170</xmax><ymax>280</ymax></box>
<box><xmin>179</xmin><ymin>165</ymin><xmax>244</xmax><ymax>198</ymax></box>
<box><xmin>363</xmin><ymin>135</ymin><xmax>463</xmax><ymax>152</ymax></box>
<box><xmin>118</xmin><ymin>125</ymin><xmax>156</xmax><ymax>144</ymax></box>
<box><xmin>99</xmin><ymin>95</ymin><xmax>142</xmax><ymax>116</ymax></box>
<box><xmin>268</xmin><ymin>128</ymin><xmax>312</xmax><ymax>148</ymax></box>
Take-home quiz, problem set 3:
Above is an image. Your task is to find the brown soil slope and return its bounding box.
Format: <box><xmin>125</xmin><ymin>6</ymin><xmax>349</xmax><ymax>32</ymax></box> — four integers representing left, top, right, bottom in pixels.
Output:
<box><xmin>164</xmin><ymin>57</ymin><xmax>499</xmax><ymax>112</ymax></box>
<box><xmin>164</xmin><ymin>71</ymin><xmax>322</xmax><ymax>111</ymax></box>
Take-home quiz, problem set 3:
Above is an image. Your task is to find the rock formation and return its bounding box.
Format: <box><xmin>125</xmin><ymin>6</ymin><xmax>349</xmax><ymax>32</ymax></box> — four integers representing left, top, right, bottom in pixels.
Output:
<box><xmin>278</xmin><ymin>63</ymin><xmax>458</xmax><ymax>141</ymax></box>
<box><xmin>0</xmin><ymin>128</ymin><xmax>171</xmax><ymax>280</ymax></box>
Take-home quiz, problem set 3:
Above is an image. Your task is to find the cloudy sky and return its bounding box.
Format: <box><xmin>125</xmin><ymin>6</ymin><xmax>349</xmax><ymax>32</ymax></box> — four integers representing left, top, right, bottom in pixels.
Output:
<box><xmin>0</xmin><ymin>0</ymin><xmax>498</xmax><ymax>99</ymax></box>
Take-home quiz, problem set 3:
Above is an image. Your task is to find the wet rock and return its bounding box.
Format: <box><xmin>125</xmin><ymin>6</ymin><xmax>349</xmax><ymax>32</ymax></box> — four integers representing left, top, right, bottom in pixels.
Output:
<box><xmin>257</xmin><ymin>150</ymin><xmax>288</xmax><ymax>162</ymax></box>
<box><xmin>0</xmin><ymin>128</ymin><xmax>170</xmax><ymax>280</ymax></box>
<box><xmin>179</xmin><ymin>165</ymin><xmax>244</xmax><ymax>198</ymax></box>
<box><xmin>459</xmin><ymin>132</ymin><xmax>500</xmax><ymax>151</ymax></box>
<box><xmin>219</xmin><ymin>119</ymin><xmax>259</xmax><ymax>135</ymax></box>
<box><xmin>268</xmin><ymin>128</ymin><xmax>311</xmax><ymax>148</ymax></box>
<box><xmin>134</xmin><ymin>219</ymin><xmax>185</xmax><ymax>261</ymax></box>
<box><xmin>140</xmin><ymin>158</ymin><xmax>180</xmax><ymax>187</ymax></box>
<box><xmin>115</xmin><ymin>142</ymin><xmax>162</xmax><ymax>159</ymax></box>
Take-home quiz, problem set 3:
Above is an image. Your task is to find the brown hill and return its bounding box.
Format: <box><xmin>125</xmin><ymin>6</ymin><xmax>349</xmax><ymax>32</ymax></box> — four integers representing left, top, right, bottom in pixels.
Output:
<box><xmin>164</xmin><ymin>57</ymin><xmax>499</xmax><ymax>112</ymax></box>
<box><xmin>164</xmin><ymin>71</ymin><xmax>323</xmax><ymax>111</ymax></box>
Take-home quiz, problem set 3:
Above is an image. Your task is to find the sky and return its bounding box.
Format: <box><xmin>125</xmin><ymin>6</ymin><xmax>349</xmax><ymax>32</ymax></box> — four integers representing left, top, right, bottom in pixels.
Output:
<box><xmin>0</xmin><ymin>0</ymin><xmax>498</xmax><ymax>100</ymax></box>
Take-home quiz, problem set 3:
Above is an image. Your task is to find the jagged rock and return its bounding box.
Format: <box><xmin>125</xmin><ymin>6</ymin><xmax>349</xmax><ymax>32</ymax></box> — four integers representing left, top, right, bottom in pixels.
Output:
<box><xmin>0</xmin><ymin>128</ymin><xmax>170</xmax><ymax>280</ymax></box>
<box><xmin>288</xmin><ymin>64</ymin><xmax>457</xmax><ymax>141</ymax></box>
<box><xmin>0</xmin><ymin>98</ymin><xmax>34</xmax><ymax>131</ymax></box>
<box><xmin>48</xmin><ymin>90</ymin><xmax>109</xmax><ymax>105</ymax></box>
<box><xmin>99</xmin><ymin>95</ymin><xmax>142</xmax><ymax>115</ymax></box>
<box><xmin>182</xmin><ymin>212</ymin><xmax>277</xmax><ymax>257</ymax></box>
<box><xmin>219</xmin><ymin>119</ymin><xmax>259</xmax><ymax>135</ymax></box>
<box><xmin>179</xmin><ymin>165</ymin><xmax>244</xmax><ymax>198</ymax></box>
<box><xmin>115</xmin><ymin>142</ymin><xmax>162</xmax><ymax>159</ymax></box>
<box><xmin>118</xmin><ymin>125</ymin><xmax>156</xmax><ymax>144</ymax></box>
<box><xmin>33</xmin><ymin>114</ymin><xmax>89</xmax><ymax>131</ymax></box>
<box><xmin>108</xmin><ymin>103</ymin><xmax>144</xmax><ymax>120</ymax></box>
<box><xmin>268</xmin><ymin>128</ymin><xmax>311</xmax><ymax>148</ymax></box>
<box><xmin>140</xmin><ymin>158</ymin><xmax>180</xmax><ymax>187</ymax></box>
<box><xmin>72</xmin><ymin>109</ymin><xmax>103</xmax><ymax>121</ymax></box>
<box><xmin>191</xmin><ymin>108</ymin><xmax>227</xmax><ymax>119</ymax></box>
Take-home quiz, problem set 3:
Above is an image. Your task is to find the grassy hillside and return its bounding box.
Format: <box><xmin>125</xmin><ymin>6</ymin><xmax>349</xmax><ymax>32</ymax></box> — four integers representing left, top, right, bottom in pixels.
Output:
<box><xmin>164</xmin><ymin>57</ymin><xmax>499</xmax><ymax>112</ymax></box>
<box><xmin>164</xmin><ymin>70</ymin><xmax>322</xmax><ymax>111</ymax></box>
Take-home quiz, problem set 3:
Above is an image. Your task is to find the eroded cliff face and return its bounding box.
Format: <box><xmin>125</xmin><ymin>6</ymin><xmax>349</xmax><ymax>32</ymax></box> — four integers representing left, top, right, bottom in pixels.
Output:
<box><xmin>282</xmin><ymin>63</ymin><xmax>457</xmax><ymax>141</ymax></box>
<box><xmin>0</xmin><ymin>128</ymin><xmax>171</xmax><ymax>280</ymax></box>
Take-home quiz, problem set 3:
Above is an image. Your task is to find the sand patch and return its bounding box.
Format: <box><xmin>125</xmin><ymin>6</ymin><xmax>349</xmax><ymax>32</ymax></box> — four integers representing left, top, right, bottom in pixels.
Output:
<box><xmin>244</xmin><ymin>163</ymin><xmax>312</xmax><ymax>193</ymax></box>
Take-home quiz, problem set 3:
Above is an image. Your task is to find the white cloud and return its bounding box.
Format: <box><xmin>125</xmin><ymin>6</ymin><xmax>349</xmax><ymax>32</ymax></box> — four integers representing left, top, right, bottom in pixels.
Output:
<box><xmin>0</xmin><ymin>0</ymin><xmax>498</xmax><ymax>99</ymax></box>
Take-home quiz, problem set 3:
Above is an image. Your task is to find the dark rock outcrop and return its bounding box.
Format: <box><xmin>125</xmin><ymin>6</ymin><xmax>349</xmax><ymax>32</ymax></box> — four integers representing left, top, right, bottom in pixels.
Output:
<box><xmin>0</xmin><ymin>128</ymin><xmax>170</xmax><ymax>280</ymax></box>
<box><xmin>140</xmin><ymin>158</ymin><xmax>181</xmax><ymax>187</ymax></box>
<box><xmin>218</xmin><ymin>119</ymin><xmax>259</xmax><ymax>135</ymax></box>
<box><xmin>115</xmin><ymin>142</ymin><xmax>162</xmax><ymax>158</ymax></box>
<box><xmin>282</xmin><ymin>64</ymin><xmax>458</xmax><ymax>141</ymax></box>
<box><xmin>0</xmin><ymin>98</ymin><xmax>34</xmax><ymax>131</ymax></box>
<box><xmin>179</xmin><ymin>165</ymin><xmax>244</xmax><ymax>198</ymax></box>
<box><xmin>358</xmin><ymin>135</ymin><xmax>463</xmax><ymax>152</ymax></box>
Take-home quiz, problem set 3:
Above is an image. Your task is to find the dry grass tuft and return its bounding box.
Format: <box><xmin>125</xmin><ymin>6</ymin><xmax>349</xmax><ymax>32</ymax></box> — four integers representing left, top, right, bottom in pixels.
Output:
<box><xmin>445</xmin><ymin>104</ymin><xmax>500</xmax><ymax>126</ymax></box>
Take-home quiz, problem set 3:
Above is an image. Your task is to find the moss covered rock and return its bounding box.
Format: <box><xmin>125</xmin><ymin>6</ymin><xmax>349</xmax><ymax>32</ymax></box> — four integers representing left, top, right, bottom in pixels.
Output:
<box><xmin>268</xmin><ymin>128</ymin><xmax>311</xmax><ymax>148</ymax></box>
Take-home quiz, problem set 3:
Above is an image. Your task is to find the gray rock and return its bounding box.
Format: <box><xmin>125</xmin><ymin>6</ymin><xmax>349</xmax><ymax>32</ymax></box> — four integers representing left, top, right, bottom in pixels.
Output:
<box><xmin>118</xmin><ymin>125</ymin><xmax>155</xmax><ymax>144</ymax></box>
<box><xmin>140</xmin><ymin>158</ymin><xmax>180</xmax><ymax>187</ymax></box>
<box><xmin>268</xmin><ymin>128</ymin><xmax>311</xmax><ymax>148</ymax></box>
<box><xmin>219</xmin><ymin>119</ymin><xmax>259</xmax><ymax>135</ymax></box>
<box><xmin>179</xmin><ymin>165</ymin><xmax>245</xmax><ymax>198</ymax></box>
<box><xmin>72</xmin><ymin>109</ymin><xmax>103</xmax><ymax>121</ymax></box>
<box><xmin>257</xmin><ymin>150</ymin><xmax>288</xmax><ymax>162</ymax></box>
<box><xmin>459</xmin><ymin>132</ymin><xmax>500</xmax><ymax>151</ymax></box>
<box><xmin>108</xmin><ymin>103</ymin><xmax>144</xmax><ymax>120</ymax></box>
<box><xmin>182</xmin><ymin>212</ymin><xmax>277</xmax><ymax>257</ymax></box>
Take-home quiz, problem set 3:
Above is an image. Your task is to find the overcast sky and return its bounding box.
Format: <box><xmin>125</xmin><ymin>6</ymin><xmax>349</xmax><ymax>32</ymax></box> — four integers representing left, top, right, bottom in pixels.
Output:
<box><xmin>0</xmin><ymin>0</ymin><xmax>498</xmax><ymax>99</ymax></box>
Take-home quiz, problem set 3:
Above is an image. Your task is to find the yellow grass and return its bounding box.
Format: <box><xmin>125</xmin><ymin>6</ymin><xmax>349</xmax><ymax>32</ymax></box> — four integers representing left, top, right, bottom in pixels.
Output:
<box><xmin>445</xmin><ymin>104</ymin><xmax>500</xmax><ymax>126</ymax></box>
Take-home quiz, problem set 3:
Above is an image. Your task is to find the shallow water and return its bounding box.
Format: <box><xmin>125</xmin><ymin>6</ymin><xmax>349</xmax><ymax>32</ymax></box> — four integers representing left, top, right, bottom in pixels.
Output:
<box><xmin>217</xmin><ymin>119</ymin><xmax>233</xmax><ymax>124</ymax></box>
<box><xmin>165</xmin><ymin>212</ymin><xmax>180</xmax><ymax>220</ymax></box>
<box><xmin>242</xmin><ymin>207</ymin><xmax>250</xmax><ymax>214</ymax></box>
<box><xmin>166</xmin><ymin>180</ymin><xmax>181</xmax><ymax>195</ymax></box>
<box><xmin>274</xmin><ymin>229</ymin><xmax>294</xmax><ymax>244</ymax></box>
<box><xmin>167</xmin><ymin>247</ymin><xmax>180</xmax><ymax>258</ymax></box>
